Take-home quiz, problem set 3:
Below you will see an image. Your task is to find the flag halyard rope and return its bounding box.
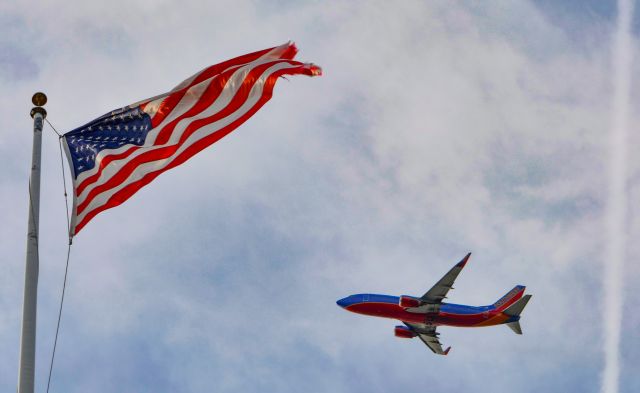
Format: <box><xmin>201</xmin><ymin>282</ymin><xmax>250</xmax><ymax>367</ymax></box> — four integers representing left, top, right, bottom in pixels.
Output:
<box><xmin>44</xmin><ymin>119</ymin><xmax>73</xmax><ymax>393</ymax></box>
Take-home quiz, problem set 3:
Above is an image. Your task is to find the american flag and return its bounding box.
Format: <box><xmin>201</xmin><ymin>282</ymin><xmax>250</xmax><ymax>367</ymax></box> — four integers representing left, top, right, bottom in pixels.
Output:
<box><xmin>63</xmin><ymin>42</ymin><xmax>321</xmax><ymax>236</ymax></box>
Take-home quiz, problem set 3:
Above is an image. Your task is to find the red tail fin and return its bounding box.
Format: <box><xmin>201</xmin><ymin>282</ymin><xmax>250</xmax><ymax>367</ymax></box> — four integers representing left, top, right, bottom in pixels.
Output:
<box><xmin>492</xmin><ymin>285</ymin><xmax>525</xmax><ymax>311</ymax></box>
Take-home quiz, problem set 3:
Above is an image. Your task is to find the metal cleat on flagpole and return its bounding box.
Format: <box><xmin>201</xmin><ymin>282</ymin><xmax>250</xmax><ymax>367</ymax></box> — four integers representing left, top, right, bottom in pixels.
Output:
<box><xmin>18</xmin><ymin>92</ymin><xmax>47</xmax><ymax>393</ymax></box>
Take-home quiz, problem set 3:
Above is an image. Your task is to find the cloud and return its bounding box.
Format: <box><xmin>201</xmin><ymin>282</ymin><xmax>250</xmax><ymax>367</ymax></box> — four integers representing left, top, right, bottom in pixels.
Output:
<box><xmin>1</xmin><ymin>1</ymin><xmax>638</xmax><ymax>393</ymax></box>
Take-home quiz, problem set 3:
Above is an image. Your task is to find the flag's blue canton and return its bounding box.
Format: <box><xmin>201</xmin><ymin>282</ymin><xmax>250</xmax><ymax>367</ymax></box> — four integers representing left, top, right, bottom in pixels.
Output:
<box><xmin>65</xmin><ymin>106</ymin><xmax>152</xmax><ymax>179</ymax></box>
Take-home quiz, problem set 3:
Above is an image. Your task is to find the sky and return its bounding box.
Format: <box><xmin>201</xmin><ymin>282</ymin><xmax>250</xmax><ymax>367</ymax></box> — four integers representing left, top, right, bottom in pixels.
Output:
<box><xmin>1</xmin><ymin>1</ymin><xmax>639</xmax><ymax>392</ymax></box>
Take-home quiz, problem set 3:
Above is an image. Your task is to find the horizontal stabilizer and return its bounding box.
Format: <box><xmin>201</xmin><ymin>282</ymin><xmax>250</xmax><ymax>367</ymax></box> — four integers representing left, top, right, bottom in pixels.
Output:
<box><xmin>506</xmin><ymin>321</ymin><xmax>523</xmax><ymax>335</ymax></box>
<box><xmin>503</xmin><ymin>294</ymin><xmax>532</xmax><ymax>317</ymax></box>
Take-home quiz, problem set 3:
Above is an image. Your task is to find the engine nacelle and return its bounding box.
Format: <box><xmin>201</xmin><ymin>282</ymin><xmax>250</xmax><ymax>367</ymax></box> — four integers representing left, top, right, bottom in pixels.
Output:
<box><xmin>394</xmin><ymin>326</ymin><xmax>417</xmax><ymax>339</ymax></box>
<box><xmin>399</xmin><ymin>295</ymin><xmax>421</xmax><ymax>308</ymax></box>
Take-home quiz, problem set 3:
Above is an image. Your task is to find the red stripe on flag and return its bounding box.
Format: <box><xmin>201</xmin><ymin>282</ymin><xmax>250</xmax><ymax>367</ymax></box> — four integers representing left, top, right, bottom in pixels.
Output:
<box><xmin>152</xmin><ymin>63</ymin><xmax>246</xmax><ymax>144</ymax></box>
<box><xmin>76</xmin><ymin>145</ymin><xmax>138</xmax><ymax>196</ymax></box>
<box><xmin>183</xmin><ymin>45</ymin><xmax>284</xmax><ymax>90</ymax></box>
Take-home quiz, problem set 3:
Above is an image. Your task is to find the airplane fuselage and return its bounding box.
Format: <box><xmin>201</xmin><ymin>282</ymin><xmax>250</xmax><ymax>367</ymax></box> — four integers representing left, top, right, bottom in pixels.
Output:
<box><xmin>337</xmin><ymin>294</ymin><xmax>516</xmax><ymax>328</ymax></box>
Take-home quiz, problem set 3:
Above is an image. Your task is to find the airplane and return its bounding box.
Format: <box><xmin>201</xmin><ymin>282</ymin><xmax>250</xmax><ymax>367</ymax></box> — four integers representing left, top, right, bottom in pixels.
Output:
<box><xmin>336</xmin><ymin>253</ymin><xmax>531</xmax><ymax>355</ymax></box>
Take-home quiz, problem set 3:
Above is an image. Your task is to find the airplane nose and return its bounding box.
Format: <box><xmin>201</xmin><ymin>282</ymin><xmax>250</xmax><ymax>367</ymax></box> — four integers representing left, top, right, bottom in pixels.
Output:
<box><xmin>336</xmin><ymin>297</ymin><xmax>349</xmax><ymax>308</ymax></box>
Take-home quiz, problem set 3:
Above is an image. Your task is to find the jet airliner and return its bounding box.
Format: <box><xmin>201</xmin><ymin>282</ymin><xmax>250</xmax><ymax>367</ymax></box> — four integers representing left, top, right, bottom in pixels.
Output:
<box><xmin>336</xmin><ymin>253</ymin><xmax>531</xmax><ymax>355</ymax></box>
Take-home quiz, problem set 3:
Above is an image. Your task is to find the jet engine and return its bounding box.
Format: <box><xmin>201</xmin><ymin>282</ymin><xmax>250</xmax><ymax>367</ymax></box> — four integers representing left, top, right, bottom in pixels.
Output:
<box><xmin>399</xmin><ymin>295</ymin><xmax>421</xmax><ymax>308</ymax></box>
<box><xmin>394</xmin><ymin>325</ymin><xmax>417</xmax><ymax>339</ymax></box>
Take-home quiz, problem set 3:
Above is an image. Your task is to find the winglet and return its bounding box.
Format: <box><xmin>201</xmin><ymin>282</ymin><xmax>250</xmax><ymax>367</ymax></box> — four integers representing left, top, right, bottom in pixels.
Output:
<box><xmin>444</xmin><ymin>346</ymin><xmax>451</xmax><ymax>355</ymax></box>
<box><xmin>456</xmin><ymin>252</ymin><xmax>471</xmax><ymax>268</ymax></box>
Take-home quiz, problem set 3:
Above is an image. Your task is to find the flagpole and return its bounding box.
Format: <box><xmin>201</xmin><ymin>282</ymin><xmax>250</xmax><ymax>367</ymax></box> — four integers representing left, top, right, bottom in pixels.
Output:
<box><xmin>18</xmin><ymin>92</ymin><xmax>47</xmax><ymax>393</ymax></box>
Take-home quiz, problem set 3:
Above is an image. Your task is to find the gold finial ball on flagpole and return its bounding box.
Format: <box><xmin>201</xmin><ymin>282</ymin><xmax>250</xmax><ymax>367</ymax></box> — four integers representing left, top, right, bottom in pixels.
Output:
<box><xmin>32</xmin><ymin>92</ymin><xmax>47</xmax><ymax>107</ymax></box>
<box><xmin>30</xmin><ymin>92</ymin><xmax>47</xmax><ymax>119</ymax></box>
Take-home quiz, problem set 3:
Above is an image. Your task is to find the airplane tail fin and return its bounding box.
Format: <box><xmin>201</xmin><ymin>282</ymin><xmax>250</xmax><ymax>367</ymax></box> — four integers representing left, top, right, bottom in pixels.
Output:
<box><xmin>492</xmin><ymin>285</ymin><xmax>526</xmax><ymax>312</ymax></box>
<box><xmin>503</xmin><ymin>295</ymin><xmax>532</xmax><ymax>335</ymax></box>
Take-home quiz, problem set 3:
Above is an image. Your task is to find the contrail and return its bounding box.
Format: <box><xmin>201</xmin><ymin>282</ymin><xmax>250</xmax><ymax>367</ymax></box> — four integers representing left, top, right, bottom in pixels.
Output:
<box><xmin>603</xmin><ymin>1</ymin><xmax>634</xmax><ymax>393</ymax></box>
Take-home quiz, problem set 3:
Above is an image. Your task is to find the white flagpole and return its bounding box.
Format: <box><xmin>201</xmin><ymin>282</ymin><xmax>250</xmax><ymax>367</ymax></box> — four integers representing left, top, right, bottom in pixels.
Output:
<box><xmin>18</xmin><ymin>92</ymin><xmax>47</xmax><ymax>393</ymax></box>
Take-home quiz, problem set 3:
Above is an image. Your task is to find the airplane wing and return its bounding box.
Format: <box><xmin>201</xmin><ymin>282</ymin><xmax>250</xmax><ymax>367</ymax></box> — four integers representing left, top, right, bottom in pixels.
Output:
<box><xmin>403</xmin><ymin>322</ymin><xmax>451</xmax><ymax>355</ymax></box>
<box><xmin>420</xmin><ymin>253</ymin><xmax>471</xmax><ymax>304</ymax></box>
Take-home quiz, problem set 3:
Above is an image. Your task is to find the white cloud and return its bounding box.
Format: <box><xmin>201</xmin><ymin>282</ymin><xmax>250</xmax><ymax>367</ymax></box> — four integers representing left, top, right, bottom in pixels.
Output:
<box><xmin>1</xmin><ymin>1</ymin><xmax>638</xmax><ymax>392</ymax></box>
